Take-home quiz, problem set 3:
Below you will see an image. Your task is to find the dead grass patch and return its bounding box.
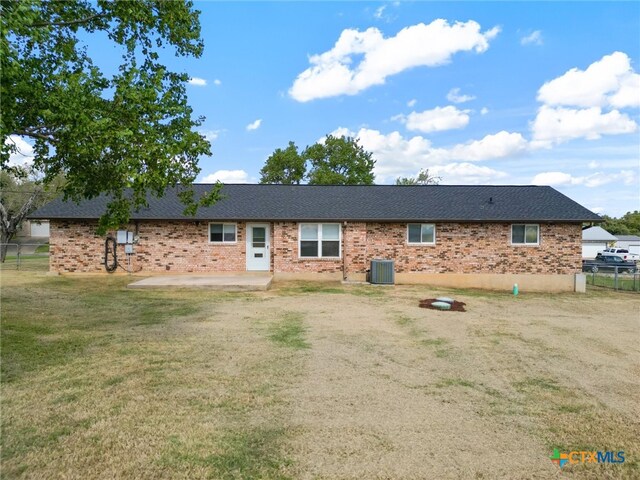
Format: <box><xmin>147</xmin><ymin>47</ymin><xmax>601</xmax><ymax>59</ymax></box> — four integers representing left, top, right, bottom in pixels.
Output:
<box><xmin>2</xmin><ymin>272</ymin><xmax>639</xmax><ymax>479</ymax></box>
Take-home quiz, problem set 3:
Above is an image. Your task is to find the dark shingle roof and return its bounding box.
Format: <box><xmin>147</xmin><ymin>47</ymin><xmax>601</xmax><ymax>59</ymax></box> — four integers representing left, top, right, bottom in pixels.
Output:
<box><xmin>29</xmin><ymin>184</ymin><xmax>602</xmax><ymax>223</ymax></box>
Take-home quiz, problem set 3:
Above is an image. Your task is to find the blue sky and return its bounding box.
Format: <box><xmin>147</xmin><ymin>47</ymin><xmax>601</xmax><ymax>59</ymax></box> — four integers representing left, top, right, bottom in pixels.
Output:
<box><xmin>8</xmin><ymin>1</ymin><xmax>639</xmax><ymax>217</ymax></box>
<box><xmin>175</xmin><ymin>1</ymin><xmax>639</xmax><ymax>217</ymax></box>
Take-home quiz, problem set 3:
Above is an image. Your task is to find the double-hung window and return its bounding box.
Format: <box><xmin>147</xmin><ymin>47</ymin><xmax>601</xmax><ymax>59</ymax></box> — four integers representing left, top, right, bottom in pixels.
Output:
<box><xmin>209</xmin><ymin>223</ymin><xmax>237</xmax><ymax>243</ymax></box>
<box><xmin>407</xmin><ymin>223</ymin><xmax>436</xmax><ymax>245</ymax></box>
<box><xmin>299</xmin><ymin>223</ymin><xmax>341</xmax><ymax>258</ymax></box>
<box><xmin>511</xmin><ymin>224</ymin><xmax>539</xmax><ymax>245</ymax></box>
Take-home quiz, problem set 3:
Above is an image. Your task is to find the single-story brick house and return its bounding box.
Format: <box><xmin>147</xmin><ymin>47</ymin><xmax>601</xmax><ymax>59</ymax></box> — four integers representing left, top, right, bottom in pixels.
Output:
<box><xmin>30</xmin><ymin>184</ymin><xmax>601</xmax><ymax>292</ymax></box>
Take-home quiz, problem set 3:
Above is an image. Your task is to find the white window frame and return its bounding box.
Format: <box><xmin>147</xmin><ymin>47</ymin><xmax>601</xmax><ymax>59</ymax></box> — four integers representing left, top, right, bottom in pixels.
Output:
<box><xmin>298</xmin><ymin>223</ymin><xmax>342</xmax><ymax>259</ymax></box>
<box><xmin>511</xmin><ymin>224</ymin><xmax>540</xmax><ymax>246</ymax></box>
<box><xmin>407</xmin><ymin>223</ymin><xmax>436</xmax><ymax>245</ymax></box>
<box><xmin>208</xmin><ymin>222</ymin><xmax>237</xmax><ymax>244</ymax></box>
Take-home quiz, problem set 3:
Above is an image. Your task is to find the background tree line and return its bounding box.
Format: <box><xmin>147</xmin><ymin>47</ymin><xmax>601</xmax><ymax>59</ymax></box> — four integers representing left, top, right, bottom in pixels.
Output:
<box><xmin>600</xmin><ymin>211</ymin><xmax>640</xmax><ymax>236</ymax></box>
<box><xmin>259</xmin><ymin>135</ymin><xmax>439</xmax><ymax>186</ymax></box>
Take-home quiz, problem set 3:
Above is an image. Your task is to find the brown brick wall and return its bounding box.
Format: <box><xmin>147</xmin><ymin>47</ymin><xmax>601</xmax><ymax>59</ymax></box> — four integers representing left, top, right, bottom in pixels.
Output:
<box><xmin>50</xmin><ymin>220</ymin><xmax>247</xmax><ymax>273</ymax></box>
<box><xmin>358</xmin><ymin>222</ymin><xmax>581</xmax><ymax>275</ymax></box>
<box><xmin>49</xmin><ymin>220</ymin><xmax>581</xmax><ymax>275</ymax></box>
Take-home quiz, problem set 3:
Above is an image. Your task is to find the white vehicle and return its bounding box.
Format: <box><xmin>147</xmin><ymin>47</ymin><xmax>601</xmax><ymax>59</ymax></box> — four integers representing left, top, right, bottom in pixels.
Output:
<box><xmin>598</xmin><ymin>248</ymin><xmax>640</xmax><ymax>262</ymax></box>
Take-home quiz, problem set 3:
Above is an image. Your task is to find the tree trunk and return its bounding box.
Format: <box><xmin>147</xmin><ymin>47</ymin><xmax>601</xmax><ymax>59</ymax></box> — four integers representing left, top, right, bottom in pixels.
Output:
<box><xmin>0</xmin><ymin>230</ymin><xmax>11</xmax><ymax>263</ymax></box>
<box><xmin>0</xmin><ymin>187</ymin><xmax>44</xmax><ymax>262</ymax></box>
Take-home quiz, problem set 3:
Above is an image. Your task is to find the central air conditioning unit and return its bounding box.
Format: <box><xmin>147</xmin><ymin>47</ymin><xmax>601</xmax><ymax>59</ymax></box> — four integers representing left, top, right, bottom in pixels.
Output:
<box><xmin>369</xmin><ymin>259</ymin><xmax>395</xmax><ymax>285</ymax></box>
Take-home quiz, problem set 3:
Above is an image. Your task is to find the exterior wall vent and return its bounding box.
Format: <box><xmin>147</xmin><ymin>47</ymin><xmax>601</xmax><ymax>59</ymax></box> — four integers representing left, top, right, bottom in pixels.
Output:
<box><xmin>370</xmin><ymin>259</ymin><xmax>395</xmax><ymax>285</ymax></box>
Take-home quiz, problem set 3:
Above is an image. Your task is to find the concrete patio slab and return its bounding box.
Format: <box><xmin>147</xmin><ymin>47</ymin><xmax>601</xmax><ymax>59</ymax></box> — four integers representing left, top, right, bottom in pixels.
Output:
<box><xmin>127</xmin><ymin>274</ymin><xmax>272</xmax><ymax>291</ymax></box>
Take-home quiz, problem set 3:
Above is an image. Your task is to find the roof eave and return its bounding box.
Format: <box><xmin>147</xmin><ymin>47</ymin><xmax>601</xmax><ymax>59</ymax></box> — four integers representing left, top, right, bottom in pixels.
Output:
<box><xmin>32</xmin><ymin>216</ymin><xmax>602</xmax><ymax>223</ymax></box>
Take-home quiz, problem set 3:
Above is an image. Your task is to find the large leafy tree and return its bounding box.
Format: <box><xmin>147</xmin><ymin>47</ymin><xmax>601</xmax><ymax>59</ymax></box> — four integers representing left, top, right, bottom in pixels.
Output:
<box><xmin>259</xmin><ymin>141</ymin><xmax>305</xmax><ymax>184</ymax></box>
<box><xmin>395</xmin><ymin>168</ymin><xmax>441</xmax><ymax>185</ymax></box>
<box><xmin>1</xmin><ymin>0</ymin><xmax>220</xmax><ymax>232</ymax></box>
<box><xmin>305</xmin><ymin>135</ymin><xmax>375</xmax><ymax>185</ymax></box>
<box><xmin>260</xmin><ymin>135</ymin><xmax>376</xmax><ymax>185</ymax></box>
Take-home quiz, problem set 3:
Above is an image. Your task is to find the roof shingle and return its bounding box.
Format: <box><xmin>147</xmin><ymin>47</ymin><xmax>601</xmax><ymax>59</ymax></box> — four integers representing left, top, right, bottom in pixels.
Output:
<box><xmin>29</xmin><ymin>184</ymin><xmax>602</xmax><ymax>223</ymax></box>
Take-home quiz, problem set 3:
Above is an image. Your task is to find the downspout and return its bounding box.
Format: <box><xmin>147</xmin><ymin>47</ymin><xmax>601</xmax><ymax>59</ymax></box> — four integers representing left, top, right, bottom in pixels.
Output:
<box><xmin>342</xmin><ymin>221</ymin><xmax>347</xmax><ymax>281</ymax></box>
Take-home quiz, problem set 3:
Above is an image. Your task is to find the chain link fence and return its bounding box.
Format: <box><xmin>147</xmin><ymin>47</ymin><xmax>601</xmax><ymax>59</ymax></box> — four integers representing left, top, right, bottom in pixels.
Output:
<box><xmin>0</xmin><ymin>244</ymin><xmax>50</xmax><ymax>271</ymax></box>
<box><xmin>585</xmin><ymin>268</ymin><xmax>640</xmax><ymax>292</ymax></box>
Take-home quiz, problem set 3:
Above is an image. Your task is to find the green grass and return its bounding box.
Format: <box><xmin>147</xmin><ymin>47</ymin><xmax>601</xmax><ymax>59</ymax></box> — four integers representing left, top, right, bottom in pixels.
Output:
<box><xmin>0</xmin><ymin>275</ymin><xmax>201</xmax><ymax>382</ymax></box>
<box><xmin>161</xmin><ymin>428</ymin><xmax>292</xmax><ymax>480</ymax></box>
<box><xmin>513</xmin><ymin>377</ymin><xmax>562</xmax><ymax>392</ymax></box>
<box><xmin>0</xmin><ymin>321</ymin><xmax>89</xmax><ymax>383</ymax></box>
<box><xmin>0</xmin><ymin>255</ymin><xmax>49</xmax><ymax>271</ymax></box>
<box><xmin>35</xmin><ymin>244</ymin><xmax>50</xmax><ymax>253</ymax></box>
<box><xmin>268</xmin><ymin>312</ymin><xmax>310</xmax><ymax>350</ymax></box>
<box><xmin>276</xmin><ymin>282</ymin><xmax>345</xmax><ymax>295</ymax></box>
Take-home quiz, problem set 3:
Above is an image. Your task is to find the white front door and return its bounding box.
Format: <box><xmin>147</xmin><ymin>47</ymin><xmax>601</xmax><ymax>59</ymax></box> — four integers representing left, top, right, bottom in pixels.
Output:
<box><xmin>246</xmin><ymin>224</ymin><xmax>270</xmax><ymax>271</ymax></box>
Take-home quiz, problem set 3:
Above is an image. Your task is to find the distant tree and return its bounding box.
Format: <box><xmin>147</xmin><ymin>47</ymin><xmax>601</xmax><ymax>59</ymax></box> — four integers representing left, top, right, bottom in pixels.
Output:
<box><xmin>395</xmin><ymin>168</ymin><xmax>441</xmax><ymax>185</ymax></box>
<box><xmin>601</xmin><ymin>211</ymin><xmax>640</xmax><ymax>237</ymax></box>
<box><xmin>0</xmin><ymin>168</ymin><xmax>64</xmax><ymax>262</ymax></box>
<box><xmin>1</xmin><ymin>0</ymin><xmax>220</xmax><ymax>233</ymax></box>
<box><xmin>259</xmin><ymin>141</ymin><xmax>305</xmax><ymax>184</ymax></box>
<box><xmin>305</xmin><ymin>135</ymin><xmax>375</xmax><ymax>185</ymax></box>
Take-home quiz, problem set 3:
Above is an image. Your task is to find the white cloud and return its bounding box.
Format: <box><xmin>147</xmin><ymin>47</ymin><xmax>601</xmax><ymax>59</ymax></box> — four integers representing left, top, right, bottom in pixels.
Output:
<box><xmin>395</xmin><ymin>106</ymin><xmax>470</xmax><ymax>133</ymax></box>
<box><xmin>520</xmin><ymin>30</ymin><xmax>543</xmax><ymax>46</ymax></box>
<box><xmin>531</xmin><ymin>52</ymin><xmax>639</xmax><ymax>147</ymax></box>
<box><xmin>537</xmin><ymin>51</ymin><xmax>640</xmax><ymax>109</ymax></box>
<box><xmin>448</xmin><ymin>131</ymin><xmax>528</xmax><ymax>161</ymax></box>
<box><xmin>374</xmin><ymin>5</ymin><xmax>386</xmax><ymax>19</ymax></box>
<box><xmin>590</xmin><ymin>206</ymin><xmax>605</xmax><ymax>214</ymax></box>
<box><xmin>531</xmin><ymin>171</ymin><xmax>575</xmax><ymax>186</ymax></box>
<box><xmin>431</xmin><ymin>162</ymin><xmax>508</xmax><ymax>184</ymax></box>
<box><xmin>328</xmin><ymin>127</ymin><xmax>525</xmax><ymax>182</ymax></box>
<box><xmin>213</xmin><ymin>79</ymin><xmax>222</xmax><ymax>86</ymax></box>
<box><xmin>289</xmin><ymin>19</ymin><xmax>500</xmax><ymax>102</ymax></box>
<box><xmin>201</xmin><ymin>169</ymin><xmax>249</xmax><ymax>183</ymax></box>
<box><xmin>588</xmin><ymin>160</ymin><xmax>599</xmax><ymax>169</ymax></box>
<box><xmin>531</xmin><ymin>170</ymin><xmax>637</xmax><ymax>188</ymax></box>
<box><xmin>480</xmin><ymin>107</ymin><xmax>489</xmax><ymax>115</ymax></box>
<box><xmin>188</xmin><ymin>77</ymin><xmax>207</xmax><ymax>87</ymax></box>
<box><xmin>4</xmin><ymin>135</ymin><xmax>35</xmax><ymax>167</ymax></box>
<box><xmin>446</xmin><ymin>87</ymin><xmax>476</xmax><ymax>104</ymax></box>
<box><xmin>407</xmin><ymin>98</ymin><xmax>417</xmax><ymax>108</ymax></box>
<box><xmin>246</xmin><ymin>119</ymin><xmax>262</xmax><ymax>131</ymax></box>
<box><xmin>609</xmin><ymin>71</ymin><xmax>640</xmax><ymax>109</ymax></box>
<box><xmin>531</xmin><ymin>105</ymin><xmax>637</xmax><ymax>147</ymax></box>
<box><xmin>199</xmin><ymin>130</ymin><xmax>220</xmax><ymax>143</ymax></box>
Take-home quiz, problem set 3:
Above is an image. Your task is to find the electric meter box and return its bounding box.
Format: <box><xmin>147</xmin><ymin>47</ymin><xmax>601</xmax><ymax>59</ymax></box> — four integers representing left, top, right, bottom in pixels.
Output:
<box><xmin>116</xmin><ymin>230</ymin><xmax>134</xmax><ymax>244</ymax></box>
<box><xmin>116</xmin><ymin>230</ymin><xmax>127</xmax><ymax>244</ymax></box>
<box><xmin>124</xmin><ymin>244</ymin><xmax>134</xmax><ymax>254</ymax></box>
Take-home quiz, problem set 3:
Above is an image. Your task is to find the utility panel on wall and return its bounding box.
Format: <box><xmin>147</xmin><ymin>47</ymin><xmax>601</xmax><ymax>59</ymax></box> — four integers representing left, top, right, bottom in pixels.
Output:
<box><xmin>116</xmin><ymin>231</ymin><xmax>134</xmax><ymax>244</ymax></box>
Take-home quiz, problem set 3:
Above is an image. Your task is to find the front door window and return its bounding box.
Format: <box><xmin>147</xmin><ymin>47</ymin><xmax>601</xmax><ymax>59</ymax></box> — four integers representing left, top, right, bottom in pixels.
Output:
<box><xmin>252</xmin><ymin>227</ymin><xmax>266</xmax><ymax>249</ymax></box>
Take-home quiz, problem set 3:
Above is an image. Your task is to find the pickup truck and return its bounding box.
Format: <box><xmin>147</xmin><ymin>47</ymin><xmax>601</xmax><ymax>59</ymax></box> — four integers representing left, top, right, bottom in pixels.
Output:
<box><xmin>582</xmin><ymin>254</ymin><xmax>637</xmax><ymax>274</ymax></box>
<box><xmin>598</xmin><ymin>248</ymin><xmax>640</xmax><ymax>262</ymax></box>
